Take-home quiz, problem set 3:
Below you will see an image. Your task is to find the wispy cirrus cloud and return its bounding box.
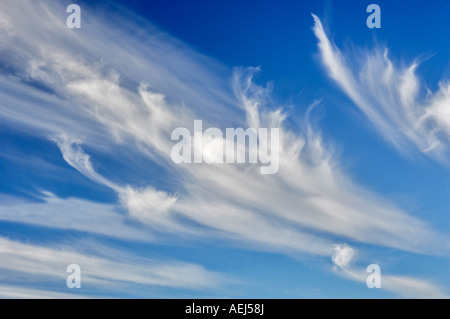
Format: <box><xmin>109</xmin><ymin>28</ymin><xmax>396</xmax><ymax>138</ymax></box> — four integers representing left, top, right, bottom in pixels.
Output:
<box><xmin>312</xmin><ymin>14</ymin><xmax>450</xmax><ymax>160</ymax></box>
<box><xmin>48</xmin><ymin>68</ymin><xmax>446</xmax><ymax>257</ymax></box>
<box><xmin>331</xmin><ymin>244</ymin><xmax>449</xmax><ymax>298</ymax></box>
<box><xmin>0</xmin><ymin>191</ymin><xmax>154</xmax><ymax>241</ymax></box>
<box><xmin>0</xmin><ymin>236</ymin><xmax>224</xmax><ymax>295</ymax></box>
<box><xmin>0</xmin><ymin>285</ymin><xmax>92</xmax><ymax>299</ymax></box>
<box><xmin>0</xmin><ymin>0</ymin><xmax>448</xmax><ymax>298</ymax></box>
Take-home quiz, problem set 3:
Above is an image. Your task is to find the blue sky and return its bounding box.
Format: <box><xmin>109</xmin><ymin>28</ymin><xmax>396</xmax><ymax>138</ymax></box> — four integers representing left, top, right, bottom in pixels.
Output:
<box><xmin>0</xmin><ymin>0</ymin><xmax>449</xmax><ymax>298</ymax></box>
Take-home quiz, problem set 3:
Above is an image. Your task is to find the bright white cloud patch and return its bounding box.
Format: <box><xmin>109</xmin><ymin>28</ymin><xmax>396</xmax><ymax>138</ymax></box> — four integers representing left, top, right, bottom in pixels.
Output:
<box><xmin>331</xmin><ymin>244</ymin><xmax>354</xmax><ymax>269</ymax></box>
<box><xmin>120</xmin><ymin>186</ymin><xmax>178</xmax><ymax>227</ymax></box>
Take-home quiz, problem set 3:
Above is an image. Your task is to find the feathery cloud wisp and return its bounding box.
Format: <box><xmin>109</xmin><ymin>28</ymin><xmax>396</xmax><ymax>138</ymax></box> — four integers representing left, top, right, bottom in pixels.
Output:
<box><xmin>312</xmin><ymin>14</ymin><xmax>450</xmax><ymax>160</ymax></box>
<box><xmin>0</xmin><ymin>236</ymin><xmax>223</xmax><ymax>293</ymax></box>
<box><xmin>331</xmin><ymin>243</ymin><xmax>449</xmax><ymax>298</ymax></box>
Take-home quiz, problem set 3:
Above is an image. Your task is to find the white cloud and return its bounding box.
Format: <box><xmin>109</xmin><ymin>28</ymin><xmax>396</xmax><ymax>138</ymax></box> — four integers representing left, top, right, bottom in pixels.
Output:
<box><xmin>312</xmin><ymin>14</ymin><xmax>450</xmax><ymax>160</ymax></box>
<box><xmin>0</xmin><ymin>285</ymin><xmax>91</xmax><ymax>299</ymax></box>
<box><xmin>381</xmin><ymin>274</ymin><xmax>449</xmax><ymax>299</ymax></box>
<box><xmin>0</xmin><ymin>0</ymin><xmax>448</xmax><ymax>298</ymax></box>
<box><xmin>0</xmin><ymin>0</ymin><xmax>447</xmax><ymax>255</ymax></box>
<box><xmin>53</xmin><ymin>134</ymin><xmax>121</xmax><ymax>191</ymax></box>
<box><xmin>120</xmin><ymin>186</ymin><xmax>178</xmax><ymax>228</ymax></box>
<box><xmin>331</xmin><ymin>244</ymin><xmax>354</xmax><ymax>269</ymax></box>
<box><xmin>0</xmin><ymin>237</ymin><xmax>223</xmax><ymax>292</ymax></box>
<box><xmin>0</xmin><ymin>192</ymin><xmax>154</xmax><ymax>241</ymax></box>
<box><xmin>331</xmin><ymin>243</ymin><xmax>449</xmax><ymax>298</ymax></box>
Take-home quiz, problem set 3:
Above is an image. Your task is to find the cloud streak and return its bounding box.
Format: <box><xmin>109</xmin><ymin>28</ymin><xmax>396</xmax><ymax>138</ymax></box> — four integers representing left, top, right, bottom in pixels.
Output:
<box><xmin>312</xmin><ymin>14</ymin><xmax>450</xmax><ymax>160</ymax></box>
<box><xmin>0</xmin><ymin>236</ymin><xmax>223</xmax><ymax>295</ymax></box>
<box><xmin>331</xmin><ymin>243</ymin><xmax>449</xmax><ymax>298</ymax></box>
<box><xmin>0</xmin><ymin>191</ymin><xmax>154</xmax><ymax>241</ymax></box>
